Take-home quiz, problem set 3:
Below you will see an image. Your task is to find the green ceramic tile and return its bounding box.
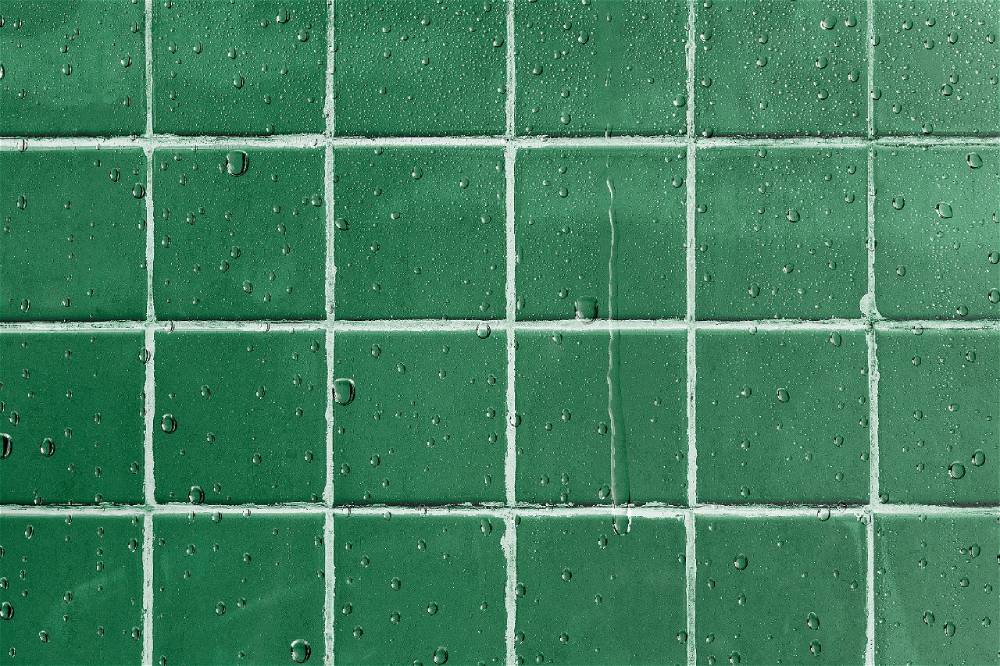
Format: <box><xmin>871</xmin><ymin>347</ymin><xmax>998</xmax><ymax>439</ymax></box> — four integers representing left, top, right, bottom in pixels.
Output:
<box><xmin>876</xmin><ymin>329</ymin><xmax>1000</xmax><ymax>505</ymax></box>
<box><xmin>514</xmin><ymin>0</ymin><xmax>688</xmax><ymax>137</ymax></box>
<box><xmin>696</xmin><ymin>147</ymin><xmax>868</xmax><ymax>320</ymax></box>
<box><xmin>153</xmin><ymin>148</ymin><xmax>326</xmax><ymax>321</ymax></box>
<box><xmin>152</xmin><ymin>0</ymin><xmax>327</xmax><ymax>135</ymax></box>
<box><xmin>333</xmin><ymin>147</ymin><xmax>506</xmax><ymax>320</ymax></box>
<box><xmin>334</xmin><ymin>0</ymin><xmax>506</xmax><ymax>136</ymax></box>
<box><xmin>153</xmin><ymin>511</ymin><xmax>325</xmax><ymax>665</ymax></box>
<box><xmin>874</xmin><ymin>514</ymin><xmax>1000</xmax><ymax>666</ymax></box>
<box><xmin>0</xmin><ymin>514</ymin><xmax>144</xmax><ymax>665</ymax></box>
<box><xmin>516</xmin><ymin>516</ymin><xmax>688</xmax><ymax>666</ymax></box>
<box><xmin>515</xmin><ymin>330</ymin><xmax>688</xmax><ymax>506</ymax></box>
<box><xmin>333</xmin><ymin>513</ymin><xmax>506</xmax><ymax>665</ymax></box>
<box><xmin>515</xmin><ymin>148</ymin><xmax>687</xmax><ymax>321</ymax></box>
<box><xmin>873</xmin><ymin>0</ymin><xmax>1000</xmax><ymax>136</ymax></box>
<box><xmin>874</xmin><ymin>146</ymin><xmax>1000</xmax><ymax>320</ymax></box>
<box><xmin>0</xmin><ymin>0</ymin><xmax>146</xmax><ymax>136</ymax></box>
<box><xmin>694</xmin><ymin>0</ymin><xmax>868</xmax><ymax>137</ymax></box>
<box><xmin>153</xmin><ymin>331</ymin><xmax>326</xmax><ymax>504</ymax></box>
<box><xmin>696</xmin><ymin>515</ymin><xmax>868</xmax><ymax>666</ymax></box>
<box><xmin>0</xmin><ymin>149</ymin><xmax>147</xmax><ymax>322</ymax></box>
<box><xmin>696</xmin><ymin>330</ymin><xmax>870</xmax><ymax>504</ymax></box>
<box><xmin>0</xmin><ymin>332</ymin><xmax>146</xmax><ymax>505</ymax></box>
<box><xmin>333</xmin><ymin>330</ymin><xmax>506</xmax><ymax>505</ymax></box>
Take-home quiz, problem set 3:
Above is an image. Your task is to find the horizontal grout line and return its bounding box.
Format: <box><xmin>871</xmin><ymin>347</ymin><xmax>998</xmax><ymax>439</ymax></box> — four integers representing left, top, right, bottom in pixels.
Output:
<box><xmin>1</xmin><ymin>135</ymin><xmax>998</xmax><ymax>151</ymax></box>
<box><xmin>3</xmin><ymin>318</ymin><xmax>1000</xmax><ymax>334</ymax></box>
<box><xmin>1</xmin><ymin>503</ymin><xmax>995</xmax><ymax>517</ymax></box>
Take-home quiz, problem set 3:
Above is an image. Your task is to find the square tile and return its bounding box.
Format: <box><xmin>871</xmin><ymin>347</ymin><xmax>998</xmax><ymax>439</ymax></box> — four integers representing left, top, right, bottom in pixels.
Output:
<box><xmin>0</xmin><ymin>0</ymin><xmax>146</xmax><ymax>136</ymax></box>
<box><xmin>0</xmin><ymin>514</ymin><xmax>144</xmax><ymax>665</ymax></box>
<box><xmin>153</xmin><ymin>511</ymin><xmax>325</xmax><ymax>665</ymax></box>
<box><xmin>153</xmin><ymin>330</ymin><xmax>326</xmax><ymax>504</ymax></box>
<box><xmin>516</xmin><ymin>516</ymin><xmax>687</xmax><ymax>665</ymax></box>
<box><xmin>152</xmin><ymin>0</ymin><xmax>327</xmax><ymax>135</ymax></box>
<box><xmin>333</xmin><ymin>330</ymin><xmax>506</xmax><ymax>505</ymax></box>
<box><xmin>876</xmin><ymin>329</ymin><xmax>999</xmax><ymax>505</ymax></box>
<box><xmin>696</xmin><ymin>147</ymin><xmax>868</xmax><ymax>320</ymax></box>
<box><xmin>696</xmin><ymin>515</ymin><xmax>867</xmax><ymax>666</ymax></box>
<box><xmin>696</xmin><ymin>330</ymin><xmax>870</xmax><ymax>504</ymax></box>
<box><xmin>874</xmin><ymin>513</ymin><xmax>1000</xmax><ymax>665</ymax></box>
<box><xmin>514</xmin><ymin>0</ymin><xmax>688</xmax><ymax>136</ymax></box>
<box><xmin>0</xmin><ymin>149</ymin><xmax>147</xmax><ymax>322</ymax></box>
<box><xmin>333</xmin><ymin>514</ymin><xmax>506</xmax><ymax>665</ymax></box>
<box><xmin>0</xmin><ymin>332</ymin><xmax>146</xmax><ymax>505</ymax></box>
<box><xmin>515</xmin><ymin>148</ymin><xmax>687</xmax><ymax>321</ymax></box>
<box><xmin>874</xmin><ymin>146</ymin><xmax>1000</xmax><ymax>320</ymax></box>
<box><xmin>153</xmin><ymin>148</ymin><xmax>326</xmax><ymax>321</ymax></box>
<box><xmin>873</xmin><ymin>0</ymin><xmax>1000</xmax><ymax>136</ymax></box>
<box><xmin>334</xmin><ymin>0</ymin><xmax>507</xmax><ymax>136</ymax></box>
<box><xmin>694</xmin><ymin>0</ymin><xmax>868</xmax><ymax>137</ymax></box>
<box><xmin>333</xmin><ymin>147</ymin><xmax>506</xmax><ymax>320</ymax></box>
<box><xmin>515</xmin><ymin>330</ymin><xmax>688</xmax><ymax>506</ymax></box>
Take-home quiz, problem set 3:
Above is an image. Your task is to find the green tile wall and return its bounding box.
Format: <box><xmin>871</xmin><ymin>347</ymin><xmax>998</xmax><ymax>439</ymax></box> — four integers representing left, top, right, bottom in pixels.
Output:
<box><xmin>2</xmin><ymin>0</ymin><xmax>998</xmax><ymax>665</ymax></box>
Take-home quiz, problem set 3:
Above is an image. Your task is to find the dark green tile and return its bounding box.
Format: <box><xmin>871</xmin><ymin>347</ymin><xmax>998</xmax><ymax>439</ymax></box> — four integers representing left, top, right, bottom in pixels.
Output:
<box><xmin>334</xmin><ymin>0</ymin><xmax>506</xmax><ymax>136</ymax></box>
<box><xmin>696</xmin><ymin>515</ymin><xmax>867</xmax><ymax>666</ymax></box>
<box><xmin>876</xmin><ymin>329</ymin><xmax>999</xmax><ymax>505</ymax></box>
<box><xmin>515</xmin><ymin>331</ymin><xmax>687</xmax><ymax>506</ymax></box>
<box><xmin>333</xmin><ymin>147</ymin><xmax>506</xmax><ymax>320</ymax></box>
<box><xmin>0</xmin><ymin>149</ymin><xmax>147</xmax><ymax>322</ymax></box>
<box><xmin>153</xmin><ymin>148</ymin><xmax>326</xmax><ymax>321</ymax></box>
<box><xmin>152</xmin><ymin>0</ymin><xmax>327</xmax><ymax>135</ymax></box>
<box><xmin>516</xmin><ymin>516</ymin><xmax>687</xmax><ymax>666</ymax></box>
<box><xmin>874</xmin><ymin>514</ymin><xmax>1000</xmax><ymax>666</ymax></box>
<box><xmin>333</xmin><ymin>330</ymin><xmax>506</xmax><ymax>505</ymax></box>
<box><xmin>0</xmin><ymin>514</ymin><xmax>144</xmax><ymax>665</ymax></box>
<box><xmin>873</xmin><ymin>0</ymin><xmax>1000</xmax><ymax>136</ymax></box>
<box><xmin>694</xmin><ymin>0</ymin><xmax>867</xmax><ymax>137</ymax></box>
<box><xmin>333</xmin><ymin>514</ymin><xmax>506</xmax><ymax>665</ymax></box>
<box><xmin>514</xmin><ymin>0</ymin><xmax>688</xmax><ymax>136</ymax></box>
<box><xmin>515</xmin><ymin>148</ymin><xmax>687</xmax><ymax>321</ymax></box>
<box><xmin>153</xmin><ymin>511</ymin><xmax>325</xmax><ymax>665</ymax></box>
<box><xmin>153</xmin><ymin>331</ymin><xmax>326</xmax><ymax>504</ymax></box>
<box><xmin>874</xmin><ymin>146</ymin><xmax>1000</xmax><ymax>320</ymax></box>
<box><xmin>696</xmin><ymin>330</ymin><xmax>870</xmax><ymax>504</ymax></box>
<box><xmin>0</xmin><ymin>0</ymin><xmax>146</xmax><ymax>136</ymax></box>
<box><xmin>0</xmin><ymin>332</ymin><xmax>146</xmax><ymax>505</ymax></box>
<box><xmin>696</xmin><ymin>147</ymin><xmax>868</xmax><ymax>320</ymax></box>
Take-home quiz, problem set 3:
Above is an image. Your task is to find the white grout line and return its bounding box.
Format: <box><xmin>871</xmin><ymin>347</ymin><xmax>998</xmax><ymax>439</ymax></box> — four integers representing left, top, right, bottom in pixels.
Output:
<box><xmin>3</xmin><ymin>135</ymin><xmax>998</xmax><ymax>151</ymax></box>
<box><xmin>142</xmin><ymin>511</ymin><xmax>154</xmax><ymax>666</ymax></box>
<box><xmin>866</xmin><ymin>0</ymin><xmax>876</xmax><ymax>142</ymax></box>
<box><xmin>865</xmin><ymin>5</ymin><xmax>877</xmax><ymax>662</ymax></box>
<box><xmin>865</xmin><ymin>510</ymin><xmax>876</xmax><ymax>666</ymax></box>
<box><xmin>142</xmin><ymin>2</ymin><xmax>155</xmax><ymax>664</ymax></box>
<box><xmin>325</xmin><ymin>2</ymin><xmax>336</xmax><ymax>662</ymax></box>
<box><xmin>324</xmin><ymin>510</ymin><xmax>334</xmax><ymax>666</ymax></box>
<box><xmin>685</xmin><ymin>1</ymin><xmax>698</xmax><ymax>661</ymax></box>
<box><xmin>684</xmin><ymin>511</ymin><xmax>697</xmax><ymax>666</ymax></box>
<box><xmin>504</xmin><ymin>3</ymin><xmax>518</xmax><ymax>664</ymax></box>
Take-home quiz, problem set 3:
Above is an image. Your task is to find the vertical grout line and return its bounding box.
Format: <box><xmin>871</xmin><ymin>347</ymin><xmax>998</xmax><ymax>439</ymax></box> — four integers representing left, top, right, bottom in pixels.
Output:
<box><xmin>684</xmin><ymin>2</ymin><xmax>698</xmax><ymax>665</ymax></box>
<box><xmin>865</xmin><ymin>2</ymin><xmax>878</xmax><ymax>663</ymax></box>
<box><xmin>866</xmin><ymin>0</ymin><xmax>875</xmax><ymax>142</ymax></box>
<box><xmin>325</xmin><ymin>2</ymin><xmax>336</xmax><ymax>664</ymax></box>
<box><xmin>324</xmin><ymin>510</ymin><xmax>335</xmax><ymax>666</ymax></box>
<box><xmin>142</xmin><ymin>1</ymin><xmax>155</xmax><ymax>664</ymax></box>
<box><xmin>504</xmin><ymin>3</ymin><xmax>518</xmax><ymax>666</ymax></box>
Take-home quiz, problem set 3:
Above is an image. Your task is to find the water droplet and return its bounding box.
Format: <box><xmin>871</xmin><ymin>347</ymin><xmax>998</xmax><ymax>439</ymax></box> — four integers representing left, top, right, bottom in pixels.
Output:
<box><xmin>333</xmin><ymin>378</ymin><xmax>356</xmax><ymax>406</ymax></box>
<box><xmin>225</xmin><ymin>151</ymin><xmax>249</xmax><ymax>176</ymax></box>
<box><xmin>733</xmin><ymin>555</ymin><xmax>749</xmax><ymax>570</ymax></box>
<box><xmin>432</xmin><ymin>647</ymin><xmax>449</xmax><ymax>664</ymax></box>
<box><xmin>160</xmin><ymin>414</ymin><xmax>177</xmax><ymax>434</ymax></box>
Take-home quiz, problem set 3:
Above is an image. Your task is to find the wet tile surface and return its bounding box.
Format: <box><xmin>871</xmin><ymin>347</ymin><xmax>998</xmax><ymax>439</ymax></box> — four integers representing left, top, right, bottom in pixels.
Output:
<box><xmin>0</xmin><ymin>0</ymin><xmax>147</xmax><ymax>136</ymax></box>
<box><xmin>153</xmin><ymin>511</ymin><xmax>326</xmax><ymax>665</ymax></box>
<box><xmin>874</xmin><ymin>513</ymin><xmax>1000</xmax><ymax>665</ymax></box>
<box><xmin>0</xmin><ymin>514</ymin><xmax>145</xmax><ymax>665</ymax></box>
<box><xmin>516</xmin><ymin>516</ymin><xmax>688</xmax><ymax>666</ymax></box>
<box><xmin>696</xmin><ymin>330</ymin><xmax>870</xmax><ymax>504</ymax></box>
<box><xmin>695</xmin><ymin>515</ymin><xmax>868</xmax><ymax>666</ymax></box>
<box><xmin>4</xmin><ymin>0</ymin><xmax>1000</xmax><ymax>664</ymax></box>
<box><xmin>333</xmin><ymin>330</ymin><xmax>506</xmax><ymax>505</ymax></box>
<box><xmin>514</xmin><ymin>0</ymin><xmax>688</xmax><ymax>137</ymax></box>
<box><xmin>0</xmin><ymin>149</ymin><xmax>148</xmax><ymax>322</ymax></box>
<box><xmin>153</xmin><ymin>330</ymin><xmax>327</xmax><ymax>504</ymax></box>
<box><xmin>876</xmin><ymin>329</ymin><xmax>999</xmax><ymax>505</ymax></box>
<box><xmin>152</xmin><ymin>0</ymin><xmax>327</xmax><ymax>135</ymax></box>
<box><xmin>0</xmin><ymin>332</ymin><xmax>146</xmax><ymax>505</ymax></box>
<box><xmin>333</xmin><ymin>147</ymin><xmax>506</xmax><ymax>320</ymax></box>
<box><xmin>516</xmin><ymin>330</ymin><xmax>688</xmax><ymax>506</ymax></box>
<box><xmin>515</xmin><ymin>148</ymin><xmax>687</xmax><ymax>321</ymax></box>
<box><xmin>333</xmin><ymin>514</ymin><xmax>507</xmax><ymax>665</ymax></box>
